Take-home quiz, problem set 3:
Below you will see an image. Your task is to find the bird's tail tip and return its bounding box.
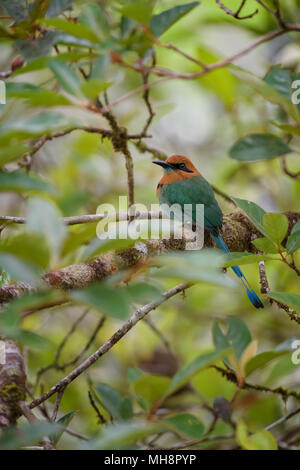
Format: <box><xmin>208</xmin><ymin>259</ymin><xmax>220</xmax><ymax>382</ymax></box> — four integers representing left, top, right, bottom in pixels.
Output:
<box><xmin>246</xmin><ymin>288</ymin><xmax>264</xmax><ymax>309</ymax></box>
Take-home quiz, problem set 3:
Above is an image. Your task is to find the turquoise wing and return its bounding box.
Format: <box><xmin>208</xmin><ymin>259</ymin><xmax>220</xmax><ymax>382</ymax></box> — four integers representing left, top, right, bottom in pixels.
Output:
<box><xmin>159</xmin><ymin>176</ymin><xmax>223</xmax><ymax>232</ymax></box>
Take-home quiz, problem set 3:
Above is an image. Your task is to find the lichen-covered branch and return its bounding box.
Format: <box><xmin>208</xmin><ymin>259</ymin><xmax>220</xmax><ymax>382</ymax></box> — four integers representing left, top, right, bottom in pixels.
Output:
<box><xmin>213</xmin><ymin>365</ymin><xmax>300</xmax><ymax>401</ymax></box>
<box><xmin>0</xmin><ymin>211</ymin><xmax>299</xmax><ymax>304</ymax></box>
<box><xmin>0</xmin><ymin>340</ymin><xmax>26</xmax><ymax>429</ymax></box>
<box><xmin>29</xmin><ymin>282</ymin><xmax>188</xmax><ymax>409</ymax></box>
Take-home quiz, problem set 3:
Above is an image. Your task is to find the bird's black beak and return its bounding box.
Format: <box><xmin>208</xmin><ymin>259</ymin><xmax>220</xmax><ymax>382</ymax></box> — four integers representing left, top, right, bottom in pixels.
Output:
<box><xmin>152</xmin><ymin>160</ymin><xmax>174</xmax><ymax>169</ymax></box>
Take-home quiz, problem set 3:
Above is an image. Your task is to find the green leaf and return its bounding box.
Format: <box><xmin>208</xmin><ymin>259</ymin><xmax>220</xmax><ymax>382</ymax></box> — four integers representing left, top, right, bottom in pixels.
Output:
<box><xmin>0</xmin><ymin>144</ymin><xmax>29</xmax><ymax>167</ymax></box>
<box><xmin>79</xmin><ymin>3</ymin><xmax>109</xmax><ymax>41</ymax></box>
<box><xmin>252</xmin><ymin>237</ymin><xmax>279</xmax><ymax>254</ymax></box>
<box><xmin>223</xmin><ymin>252</ymin><xmax>275</xmax><ymax>267</ymax></box>
<box><xmin>91</xmin><ymin>53</ymin><xmax>110</xmax><ymax>80</ymax></box>
<box><xmin>265</xmin><ymin>67</ymin><xmax>300</xmax><ymax>113</ymax></box>
<box><xmin>0</xmin><ymin>24</ymin><xmax>14</xmax><ymax>39</ymax></box>
<box><xmin>166</xmin><ymin>413</ymin><xmax>205</xmax><ymax>439</ymax></box>
<box><xmin>268</xmin><ymin>292</ymin><xmax>300</xmax><ymax>310</ymax></box>
<box><xmin>245</xmin><ymin>350</ymin><xmax>290</xmax><ymax>376</ymax></box>
<box><xmin>71</xmin><ymin>283</ymin><xmax>130</xmax><ymax>319</ymax></box>
<box><xmin>212</xmin><ymin>321</ymin><xmax>230</xmax><ymax>351</ymax></box>
<box><xmin>46</xmin><ymin>0</ymin><xmax>73</xmax><ymax>18</ymax></box>
<box><xmin>50</xmin><ymin>411</ymin><xmax>76</xmax><ymax>445</ymax></box>
<box><xmin>15</xmin><ymin>329</ymin><xmax>50</xmax><ymax>348</ymax></box>
<box><xmin>62</xmin><ymin>222</ymin><xmax>97</xmax><ymax>257</ymax></box>
<box><xmin>0</xmin><ymin>270</ymin><xmax>9</xmax><ymax>286</ymax></box>
<box><xmin>0</xmin><ymin>0</ymin><xmax>28</xmax><ymax>22</ymax></box>
<box><xmin>81</xmin><ymin>237</ymin><xmax>136</xmax><ymax>261</ymax></box>
<box><xmin>15</xmin><ymin>31</ymin><xmax>57</xmax><ymax>61</ymax></box>
<box><xmin>127</xmin><ymin>367</ymin><xmax>144</xmax><ymax>383</ymax></box>
<box><xmin>214</xmin><ymin>317</ymin><xmax>252</xmax><ymax>359</ymax></box>
<box><xmin>286</xmin><ymin>221</ymin><xmax>300</xmax><ymax>253</ymax></box>
<box><xmin>231</xmin><ymin>66</ymin><xmax>300</xmax><ymax>122</ymax></box>
<box><xmin>291</xmin><ymin>221</ymin><xmax>300</xmax><ymax>235</ymax></box>
<box><xmin>0</xmin><ymin>253</ymin><xmax>41</xmax><ymax>285</ymax></box>
<box><xmin>6</xmin><ymin>82</ymin><xmax>72</xmax><ymax>106</ymax></box>
<box><xmin>155</xmin><ymin>249</ymin><xmax>235</xmax><ymax>287</ymax></box>
<box><xmin>0</xmin><ymin>290</ymin><xmax>62</xmax><ymax>326</ymax></box>
<box><xmin>237</xmin><ymin>421</ymin><xmax>277</xmax><ymax>450</ymax></box>
<box><xmin>29</xmin><ymin>0</ymin><xmax>50</xmax><ymax>21</ymax></box>
<box><xmin>233</xmin><ymin>198</ymin><xmax>266</xmax><ymax>235</ymax></box>
<box><xmin>264</xmin><ymin>67</ymin><xmax>293</xmax><ymax>99</ymax></box>
<box><xmin>95</xmin><ymin>384</ymin><xmax>133</xmax><ymax>421</ymax></box>
<box><xmin>249</xmin><ymin>430</ymin><xmax>278</xmax><ymax>450</ymax></box>
<box><xmin>86</xmin><ymin>421</ymin><xmax>164</xmax><ymax>450</ymax></box>
<box><xmin>27</xmin><ymin>197</ymin><xmax>67</xmax><ymax>263</ymax></box>
<box><xmin>286</xmin><ymin>232</ymin><xmax>300</xmax><ymax>254</ymax></box>
<box><xmin>48</xmin><ymin>60</ymin><xmax>83</xmax><ymax>97</ymax></box>
<box><xmin>266</xmin><ymin>352</ymin><xmax>299</xmax><ymax>384</ymax></box>
<box><xmin>80</xmin><ymin>79</ymin><xmax>112</xmax><ymax>100</ymax></box>
<box><xmin>133</xmin><ymin>374</ymin><xmax>171</xmax><ymax>408</ymax></box>
<box><xmin>197</xmin><ymin>46</ymin><xmax>237</xmax><ymax>109</ymax></box>
<box><xmin>0</xmin><ymin>305</ymin><xmax>48</xmax><ymax>347</ymax></box>
<box><xmin>126</xmin><ymin>282</ymin><xmax>163</xmax><ymax>304</ymax></box>
<box><xmin>13</xmin><ymin>51</ymin><xmax>96</xmax><ymax>76</ymax></box>
<box><xmin>270</xmin><ymin>121</ymin><xmax>300</xmax><ymax>137</ymax></box>
<box><xmin>150</xmin><ymin>1</ymin><xmax>200</xmax><ymax>37</ymax></box>
<box><xmin>0</xmin><ymin>421</ymin><xmax>61</xmax><ymax>450</ymax></box>
<box><xmin>53</xmin><ymin>32</ymin><xmax>99</xmax><ymax>49</ymax></box>
<box><xmin>0</xmin><ymin>232</ymin><xmax>50</xmax><ymax>269</ymax></box>
<box><xmin>40</xmin><ymin>18</ymin><xmax>99</xmax><ymax>43</ymax></box>
<box><xmin>0</xmin><ymin>171</ymin><xmax>55</xmax><ymax>195</ymax></box>
<box><xmin>262</xmin><ymin>213</ymin><xmax>289</xmax><ymax>245</ymax></box>
<box><xmin>229</xmin><ymin>134</ymin><xmax>292</xmax><ymax>162</ymax></box>
<box><xmin>164</xmin><ymin>348</ymin><xmax>232</xmax><ymax>398</ymax></box>
<box><xmin>1</xmin><ymin>111</ymin><xmax>74</xmax><ymax>136</ymax></box>
<box><xmin>120</xmin><ymin>0</ymin><xmax>156</xmax><ymax>24</ymax></box>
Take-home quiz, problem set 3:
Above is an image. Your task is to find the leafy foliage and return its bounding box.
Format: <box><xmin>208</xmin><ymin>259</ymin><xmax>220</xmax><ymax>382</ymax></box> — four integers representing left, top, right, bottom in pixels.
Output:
<box><xmin>0</xmin><ymin>0</ymin><xmax>299</xmax><ymax>451</ymax></box>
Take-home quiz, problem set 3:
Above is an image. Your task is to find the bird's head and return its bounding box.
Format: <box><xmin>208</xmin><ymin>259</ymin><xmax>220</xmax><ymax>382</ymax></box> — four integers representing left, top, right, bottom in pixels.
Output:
<box><xmin>152</xmin><ymin>155</ymin><xmax>199</xmax><ymax>175</ymax></box>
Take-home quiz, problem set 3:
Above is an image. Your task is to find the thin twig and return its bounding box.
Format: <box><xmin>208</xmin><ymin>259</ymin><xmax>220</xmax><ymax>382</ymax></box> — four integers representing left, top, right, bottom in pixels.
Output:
<box><xmin>19</xmin><ymin>401</ymin><xmax>56</xmax><ymax>450</ymax></box>
<box><xmin>158</xmin><ymin>433</ymin><xmax>234</xmax><ymax>450</ymax></box>
<box><xmin>256</xmin><ymin>0</ymin><xmax>286</xmax><ymax>28</ymax></box>
<box><xmin>51</xmin><ymin>387</ymin><xmax>66</xmax><ymax>422</ymax></box>
<box><xmin>143</xmin><ymin>317</ymin><xmax>174</xmax><ymax>354</ymax></box>
<box><xmin>99</xmin><ymin>25</ymin><xmax>300</xmax><ymax>115</ymax></box>
<box><xmin>265</xmin><ymin>407</ymin><xmax>300</xmax><ymax>431</ymax></box>
<box><xmin>272</xmin><ymin>299</ymin><xmax>300</xmax><ymax>325</ymax></box>
<box><xmin>216</xmin><ymin>0</ymin><xmax>259</xmax><ymax>20</ymax></box>
<box><xmin>28</xmin><ymin>282</ymin><xmax>189</xmax><ymax>409</ymax></box>
<box><xmin>280</xmin><ymin>155</ymin><xmax>300</xmax><ymax>179</ymax></box>
<box><xmin>139</xmin><ymin>54</ymin><xmax>156</xmax><ymax>137</ymax></box>
<box><xmin>213</xmin><ymin>365</ymin><xmax>300</xmax><ymax>400</ymax></box>
<box><xmin>0</xmin><ymin>211</ymin><xmax>166</xmax><ymax>226</ymax></box>
<box><xmin>36</xmin><ymin>312</ymin><xmax>105</xmax><ymax>389</ymax></box>
<box><xmin>258</xmin><ymin>260</ymin><xmax>271</xmax><ymax>294</ymax></box>
<box><xmin>88</xmin><ymin>390</ymin><xmax>106</xmax><ymax>424</ymax></box>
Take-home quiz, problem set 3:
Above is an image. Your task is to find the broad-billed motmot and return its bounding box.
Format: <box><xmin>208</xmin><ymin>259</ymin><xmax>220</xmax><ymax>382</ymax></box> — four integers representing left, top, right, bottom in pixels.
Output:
<box><xmin>153</xmin><ymin>155</ymin><xmax>264</xmax><ymax>309</ymax></box>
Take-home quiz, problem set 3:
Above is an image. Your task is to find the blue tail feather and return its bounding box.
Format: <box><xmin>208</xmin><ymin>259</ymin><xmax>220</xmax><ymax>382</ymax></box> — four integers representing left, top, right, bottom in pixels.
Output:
<box><xmin>212</xmin><ymin>234</ymin><xmax>264</xmax><ymax>309</ymax></box>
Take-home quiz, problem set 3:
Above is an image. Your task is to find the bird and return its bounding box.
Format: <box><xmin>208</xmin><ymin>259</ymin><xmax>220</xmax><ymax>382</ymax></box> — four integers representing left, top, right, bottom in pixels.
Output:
<box><xmin>153</xmin><ymin>155</ymin><xmax>264</xmax><ymax>309</ymax></box>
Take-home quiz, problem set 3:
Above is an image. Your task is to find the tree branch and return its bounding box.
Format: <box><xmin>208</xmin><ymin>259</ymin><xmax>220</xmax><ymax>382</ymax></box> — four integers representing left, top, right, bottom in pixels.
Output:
<box><xmin>216</xmin><ymin>0</ymin><xmax>259</xmax><ymax>20</ymax></box>
<box><xmin>28</xmin><ymin>282</ymin><xmax>188</xmax><ymax>409</ymax></box>
<box><xmin>0</xmin><ymin>340</ymin><xmax>26</xmax><ymax>429</ymax></box>
<box><xmin>0</xmin><ymin>210</ymin><xmax>166</xmax><ymax>226</ymax></box>
<box><xmin>99</xmin><ymin>23</ymin><xmax>300</xmax><ymax>115</ymax></box>
<box><xmin>213</xmin><ymin>365</ymin><xmax>300</xmax><ymax>401</ymax></box>
<box><xmin>0</xmin><ymin>211</ymin><xmax>299</xmax><ymax>304</ymax></box>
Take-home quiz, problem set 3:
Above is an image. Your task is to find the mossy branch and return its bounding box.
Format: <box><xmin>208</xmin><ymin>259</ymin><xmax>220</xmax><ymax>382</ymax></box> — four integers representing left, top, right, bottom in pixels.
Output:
<box><xmin>0</xmin><ymin>211</ymin><xmax>299</xmax><ymax>304</ymax></box>
<box><xmin>0</xmin><ymin>340</ymin><xmax>26</xmax><ymax>429</ymax></box>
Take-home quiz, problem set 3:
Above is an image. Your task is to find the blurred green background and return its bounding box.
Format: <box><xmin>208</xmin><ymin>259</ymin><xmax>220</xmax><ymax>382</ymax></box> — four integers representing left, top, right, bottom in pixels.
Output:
<box><xmin>0</xmin><ymin>0</ymin><xmax>300</xmax><ymax>450</ymax></box>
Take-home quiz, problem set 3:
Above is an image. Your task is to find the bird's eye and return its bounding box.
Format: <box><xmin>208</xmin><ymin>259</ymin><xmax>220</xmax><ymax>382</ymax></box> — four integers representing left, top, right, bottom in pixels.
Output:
<box><xmin>179</xmin><ymin>163</ymin><xmax>186</xmax><ymax>170</ymax></box>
